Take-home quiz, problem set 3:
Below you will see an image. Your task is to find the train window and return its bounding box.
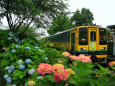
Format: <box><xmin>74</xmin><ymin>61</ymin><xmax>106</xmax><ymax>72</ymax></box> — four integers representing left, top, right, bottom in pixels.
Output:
<box><xmin>91</xmin><ymin>31</ymin><xmax>96</xmax><ymax>41</ymax></box>
<box><xmin>79</xmin><ymin>28</ymin><xmax>88</xmax><ymax>45</ymax></box>
<box><xmin>99</xmin><ymin>28</ymin><xmax>107</xmax><ymax>45</ymax></box>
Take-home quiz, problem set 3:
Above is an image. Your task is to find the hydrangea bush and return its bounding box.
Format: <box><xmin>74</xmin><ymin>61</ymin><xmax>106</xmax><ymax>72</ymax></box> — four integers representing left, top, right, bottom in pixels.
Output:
<box><xmin>0</xmin><ymin>32</ymin><xmax>48</xmax><ymax>86</ymax></box>
<box><xmin>0</xmin><ymin>31</ymin><xmax>115</xmax><ymax>86</ymax></box>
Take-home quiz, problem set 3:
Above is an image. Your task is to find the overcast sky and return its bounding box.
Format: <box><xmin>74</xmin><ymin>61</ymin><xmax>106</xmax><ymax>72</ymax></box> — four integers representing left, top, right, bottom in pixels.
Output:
<box><xmin>68</xmin><ymin>0</ymin><xmax>115</xmax><ymax>27</ymax></box>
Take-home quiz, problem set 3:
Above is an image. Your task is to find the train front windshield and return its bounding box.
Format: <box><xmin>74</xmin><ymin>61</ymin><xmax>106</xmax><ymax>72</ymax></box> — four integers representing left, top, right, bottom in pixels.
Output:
<box><xmin>99</xmin><ymin>28</ymin><xmax>107</xmax><ymax>45</ymax></box>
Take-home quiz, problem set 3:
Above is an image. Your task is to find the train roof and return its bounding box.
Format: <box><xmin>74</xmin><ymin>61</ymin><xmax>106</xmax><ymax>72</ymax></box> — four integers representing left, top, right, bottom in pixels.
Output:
<box><xmin>48</xmin><ymin>26</ymin><xmax>106</xmax><ymax>37</ymax></box>
<box><xmin>48</xmin><ymin>27</ymin><xmax>76</xmax><ymax>37</ymax></box>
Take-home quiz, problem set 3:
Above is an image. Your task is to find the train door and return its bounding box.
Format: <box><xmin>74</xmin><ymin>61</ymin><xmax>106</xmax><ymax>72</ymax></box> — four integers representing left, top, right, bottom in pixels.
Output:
<box><xmin>89</xmin><ymin>29</ymin><xmax>98</xmax><ymax>51</ymax></box>
<box><xmin>71</xmin><ymin>33</ymin><xmax>75</xmax><ymax>54</ymax></box>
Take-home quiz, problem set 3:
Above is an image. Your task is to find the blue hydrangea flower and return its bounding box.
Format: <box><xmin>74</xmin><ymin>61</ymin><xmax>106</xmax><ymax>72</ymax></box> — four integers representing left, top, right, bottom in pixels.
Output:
<box><xmin>44</xmin><ymin>57</ymin><xmax>48</xmax><ymax>61</ymax></box>
<box><xmin>25</xmin><ymin>47</ymin><xmax>30</xmax><ymax>50</ymax></box>
<box><xmin>9</xmin><ymin>32</ymin><xmax>14</xmax><ymax>36</ymax></box>
<box><xmin>25</xmin><ymin>84</ymin><xmax>27</xmax><ymax>86</ymax></box>
<box><xmin>6</xmin><ymin>77</ymin><xmax>12</xmax><ymax>83</ymax></box>
<box><xmin>28</xmin><ymin>68</ymin><xmax>35</xmax><ymax>75</ymax></box>
<box><xmin>19</xmin><ymin>64</ymin><xmax>25</xmax><ymax>70</ymax></box>
<box><xmin>12</xmin><ymin>85</ymin><xmax>16</xmax><ymax>86</ymax></box>
<box><xmin>25</xmin><ymin>59</ymin><xmax>32</xmax><ymax>64</ymax></box>
<box><xmin>21</xmin><ymin>39</ymin><xmax>24</xmax><ymax>43</ymax></box>
<box><xmin>10</xmin><ymin>65</ymin><xmax>15</xmax><ymax>71</ymax></box>
<box><xmin>4</xmin><ymin>52</ymin><xmax>7</xmax><ymax>56</ymax></box>
<box><xmin>15</xmin><ymin>45</ymin><xmax>19</xmax><ymax>48</ymax></box>
<box><xmin>37</xmin><ymin>76</ymin><xmax>42</xmax><ymax>80</ymax></box>
<box><xmin>14</xmin><ymin>38</ymin><xmax>19</xmax><ymax>42</ymax></box>
<box><xmin>34</xmin><ymin>46</ymin><xmax>39</xmax><ymax>49</ymax></box>
<box><xmin>4</xmin><ymin>74</ymin><xmax>9</xmax><ymax>79</ymax></box>
<box><xmin>9</xmin><ymin>32</ymin><xmax>12</xmax><ymax>35</ymax></box>
<box><xmin>8</xmin><ymin>70</ymin><xmax>12</xmax><ymax>74</ymax></box>
<box><xmin>12</xmin><ymin>49</ymin><xmax>16</xmax><ymax>53</ymax></box>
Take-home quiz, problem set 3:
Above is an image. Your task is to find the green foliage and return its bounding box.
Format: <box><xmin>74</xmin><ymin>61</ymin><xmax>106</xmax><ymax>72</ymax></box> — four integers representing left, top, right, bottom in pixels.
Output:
<box><xmin>0</xmin><ymin>38</ymin><xmax>47</xmax><ymax>85</ymax></box>
<box><xmin>68</xmin><ymin>61</ymin><xmax>115</xmax><ymax>86</ymax></box>
<box><xmin>0</xmin><ymin>29</ymin><xmax>9</xmax><ymax>48</ymax></box>
<box><xmin>71</xmin><ymin>8</ymin><xmax>95</xmax><ymax>26</ymax></box>
<box><xmin>44</xmin><ymin>48</ymin><xmax>68</xmax><ymax>65</ymax></box>
<box><xmin>48</xmin><ymin>14</ymin><xmax>73</xmax><ymax>35</ymax></box>
<box><xmin>38</xmin><ymin>37</ymin><xmax>48</xmax><ymax>48</ymax></box>
<box><xmin>0</xmin><ymin>29</ymin><xmax>115</xmax><ymax>86</ymax></box>
<box><xmin>0</xmin><ymin>0</ymin><xmax>68</xmax><ymax>35</ymax></box>
<box><xmin>17</xmin><ymin>25</ymin><xmax>39</xmax><ymax>39</ymax></box>
<box><xmin>0</xmin><ymin>29</ymin><xmax>39</xmax><ymax>49</ymax></box>
<box><xmin>68</xmin><ymin>61</ymin><xmax>95</xmax><ymax>86</ymax></box>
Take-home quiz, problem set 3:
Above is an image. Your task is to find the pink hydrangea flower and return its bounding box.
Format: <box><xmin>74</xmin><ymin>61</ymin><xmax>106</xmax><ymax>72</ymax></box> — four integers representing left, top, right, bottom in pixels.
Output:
<box><xmin>69</xmin><ymin>55</ymin><xmax>78</xmax><ymax>60</ymax></box>
<box><xmin>69</xmin><ymin>54</ymin><xmax>92</xmax><ymax>62</ymax></box>
<box><xmin>36</xmin><ymin>63</ymin><xmax>54</xmax><ymax>75</ymax></box>
<box><xmin>79</xmin><ymin>55</ymin><xmax>92</xmax><ymax>62</ymax></box>
<box><xmin>108</xmin><ymin>61</ymin><xmax>115</xmax><ymax>67</ymax></box>
<box><xmin>54</xmin><ymin>69</ymin><xmax>68</xmax><ymax>82</ymax></box>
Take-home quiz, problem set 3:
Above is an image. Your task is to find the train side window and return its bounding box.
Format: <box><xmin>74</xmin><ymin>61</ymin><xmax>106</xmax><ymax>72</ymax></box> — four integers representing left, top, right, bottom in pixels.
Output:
<box><xmin>79</xmin><ymin>28</ymin><xmax>88</xmax><ymax>45</ymax></box>
<box><xmin>99</xmin><ymin>28</ymin><xmax>107</xmax><ymax>45</ymax></box>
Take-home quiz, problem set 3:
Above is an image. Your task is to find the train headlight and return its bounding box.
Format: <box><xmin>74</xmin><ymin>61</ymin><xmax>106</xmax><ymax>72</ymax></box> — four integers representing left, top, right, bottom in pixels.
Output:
<box><xmin>80</xmin><ymin>47</ymin><xmax>86</xmax><ymax>50</ymax></box>
<box><xmin>101</xmin><ymin>47</ymin><xmax>106</xmax><ymax>50</ymax></box>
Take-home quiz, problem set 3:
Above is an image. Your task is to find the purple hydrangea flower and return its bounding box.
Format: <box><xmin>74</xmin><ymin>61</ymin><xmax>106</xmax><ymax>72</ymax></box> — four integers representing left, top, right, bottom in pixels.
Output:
<box><xmin>25</xmin><ymin>47</ymin><xmax>30</xmax><ymax>50</ymax></box>
<box><xmin>25</xmin><ymin>59</ymin><xmax>32</xmax><ymax>64</ymax></box>
<box><xmin>28</xmin><ymin>68</ymin><xmax>35</xmax><ymax>75</ymax></box>
<box><xmin>6</xmin><ymin>77</ymin><xmax>12</xmax><ymax>83</ymax></box>
<box><xmin>8</xmin><ymin>37</ymin><xmax>12</xmax><ymax>40</ymax></box>
<box><xmin>19</xmin><ymin>64</ymin><xmax>25</xmax><ymax>70</ymax></box>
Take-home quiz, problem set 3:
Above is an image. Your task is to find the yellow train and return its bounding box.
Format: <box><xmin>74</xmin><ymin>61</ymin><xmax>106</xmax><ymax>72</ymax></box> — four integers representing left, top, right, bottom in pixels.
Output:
<box><xmin>47</xmin><ymin>26</ymin><xmax>108</xmax><ymax>62</ymax></box>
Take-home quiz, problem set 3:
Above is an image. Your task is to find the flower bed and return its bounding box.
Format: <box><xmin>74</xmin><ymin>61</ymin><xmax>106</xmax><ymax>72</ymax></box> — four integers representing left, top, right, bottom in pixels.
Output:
<box><xmin>0</xmin><ymin>32</ymin><xmax>115</xmax><ymax>86</ymax></box>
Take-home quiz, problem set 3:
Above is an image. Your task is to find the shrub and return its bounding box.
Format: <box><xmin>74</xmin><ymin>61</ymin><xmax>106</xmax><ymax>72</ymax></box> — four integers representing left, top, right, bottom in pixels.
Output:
<box><xmin>17</xmin><ymin>25</ymin><xmax>39</xmax><ymax>40</ymax></box>
<box><xmin>44</xmin><ymin>48</ymin><xmax>68</xmax><ymax>66</ymax></box>
<box><xmin>0</xmin><ymin>39</ymin><xmax>47</xmax><ymax>86</ymax></box>
<box><xmin>0</xmin><ymin>29</ymin><xmax>9</xmax><ymax>48</ymax></box>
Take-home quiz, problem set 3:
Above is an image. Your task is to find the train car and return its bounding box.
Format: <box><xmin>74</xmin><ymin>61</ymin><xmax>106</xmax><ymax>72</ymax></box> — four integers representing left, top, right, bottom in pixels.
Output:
<box><xmin>47</xmin><ymin>26</ymin><xmax>108</xmax><ymax>61</ymax></box>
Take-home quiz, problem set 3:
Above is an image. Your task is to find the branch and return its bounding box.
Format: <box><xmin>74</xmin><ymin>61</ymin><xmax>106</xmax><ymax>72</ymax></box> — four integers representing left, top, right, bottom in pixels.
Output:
<box><xmin>14</xmin><ymin>17</ymin><xmax>26</xmax><ymax>32</ymax></box>
<box><xmin>19</xmin><ymin>17</ymin><xmax>35</xmax><ymax>38</ymax></box>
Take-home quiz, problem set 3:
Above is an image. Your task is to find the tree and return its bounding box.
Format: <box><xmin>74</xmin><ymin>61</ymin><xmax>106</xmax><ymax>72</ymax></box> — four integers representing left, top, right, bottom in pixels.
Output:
<box><xmin>71</xmin><ymin>8</ymin><xmax>95</xmax><ymax>26</ymax></box>
<box><xmin>48</xmin><ymin>14</ymin><xmax>73</xmax><ymax>35</ymax></box>
<box><xmin>0</xmin><ymin>0</ymin><xmax>68</xmax><ymax>37</ymax></box>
